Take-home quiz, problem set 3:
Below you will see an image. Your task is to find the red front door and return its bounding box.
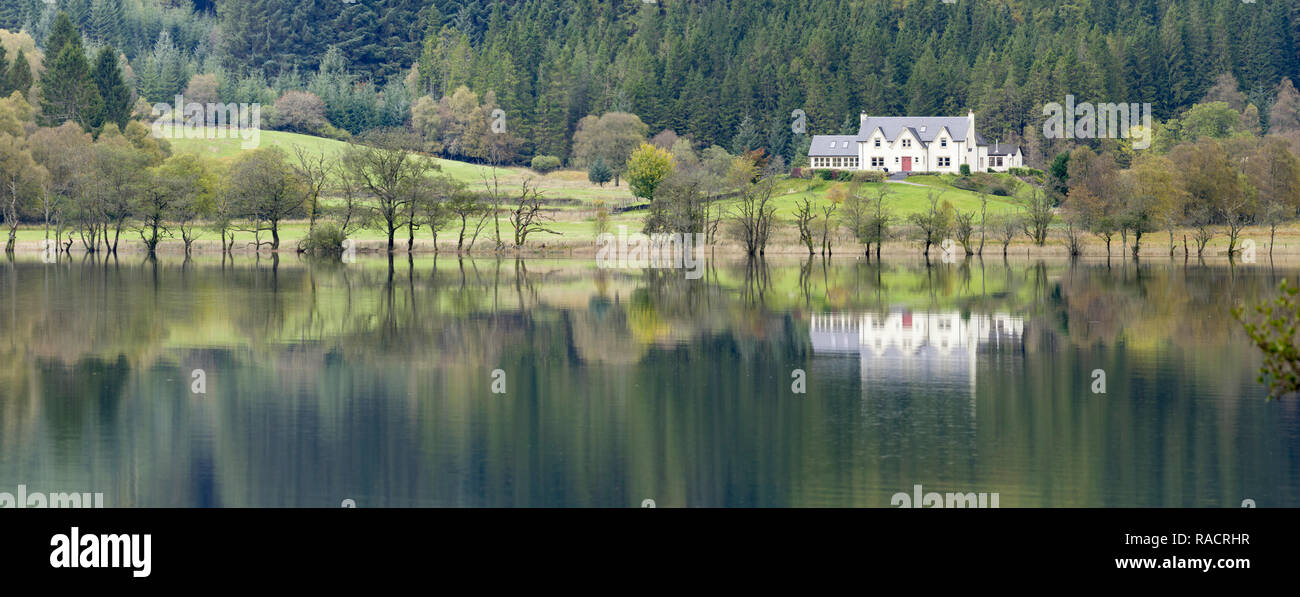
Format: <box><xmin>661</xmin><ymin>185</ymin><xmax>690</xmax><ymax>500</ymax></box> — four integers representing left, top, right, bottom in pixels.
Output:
<box><xmin>901</xmin><ymin>156</ymin><xmax>912</xmax><ymax>172</ymax></box>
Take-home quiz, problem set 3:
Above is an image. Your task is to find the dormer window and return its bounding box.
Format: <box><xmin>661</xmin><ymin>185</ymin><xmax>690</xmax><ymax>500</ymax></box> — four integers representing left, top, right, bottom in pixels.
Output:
<box><xmin>941</xmin><ymin>138</ymin><xmax>948</xmax><ymax>147</ymax></box>
<box><xmin>902</xmin><ymin>139</ymin><xmax>912</xmax><ymax>148</ymax></box>
<box><xmin>874</xmin><ymin>138</ymin><xmax>881</xmax><ymax>147</ymax></box>
<box><xmin>919</xmin><ymin>126</ymin><xmax>927</xmax><ymax>133</ymax></box>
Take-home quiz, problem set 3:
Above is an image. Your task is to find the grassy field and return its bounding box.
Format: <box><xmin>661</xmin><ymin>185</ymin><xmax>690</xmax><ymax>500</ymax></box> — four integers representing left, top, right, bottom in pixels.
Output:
<box><xmin>169</xmin><ymin>129</ymin><xmax>635</xmax><ymax>204</ymax></box>
<box><xmin>770</xmin><ymin>175</ymin><xmax>1025</xmax><ymax>221</ymax></box>
<box><xmin>168</xmin><ymin>129</ymin><xmax>1027</xmax><ymax>214</ymax></box>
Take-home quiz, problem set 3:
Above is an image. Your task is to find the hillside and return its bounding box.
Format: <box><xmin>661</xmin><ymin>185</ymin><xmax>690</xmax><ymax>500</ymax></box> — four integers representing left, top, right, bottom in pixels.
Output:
<box><xmin>169</xmin><ymin>129</ymin><xmax>1018</xmax><ymax>218</ymax></box>
<box><xmin>169</xmin><ymin>129</ymin><xmax>636</xmax><ymax>204</ymax></box>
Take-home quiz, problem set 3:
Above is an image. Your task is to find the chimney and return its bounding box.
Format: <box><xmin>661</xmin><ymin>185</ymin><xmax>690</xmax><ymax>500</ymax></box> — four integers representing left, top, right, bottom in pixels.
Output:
<box><xmin>860</xmin><ymin>112</ymin><xmax>868</xmax><ymax>128</ymax></box>
<box><xmin>995</xmin><ymin>140</ymin><xmax>999</xmax><ymax>153</ymax></box>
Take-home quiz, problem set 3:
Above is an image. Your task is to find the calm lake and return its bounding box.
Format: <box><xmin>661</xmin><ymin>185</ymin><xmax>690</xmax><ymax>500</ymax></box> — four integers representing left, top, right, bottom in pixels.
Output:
<box><xmin>1</xmin><ymin>254</ymin><xmax>1297</xmax><ymax>507</ymax></box>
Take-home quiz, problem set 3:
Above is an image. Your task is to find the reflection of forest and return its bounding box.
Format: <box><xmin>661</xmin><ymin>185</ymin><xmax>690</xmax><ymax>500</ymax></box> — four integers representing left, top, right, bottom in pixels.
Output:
<box><xmin>0</xmin><ymin>256</ymin><xmax>1297</xmax><ymax>507</ymax></box>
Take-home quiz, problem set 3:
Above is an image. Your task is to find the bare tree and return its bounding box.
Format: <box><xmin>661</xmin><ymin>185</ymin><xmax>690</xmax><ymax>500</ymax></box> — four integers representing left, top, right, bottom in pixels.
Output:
<box><xmin>508</xmin><ymin>179</ymin><xmax>561</xmax><ymax>248</ymax></box>
<box><xmin>794</xmin><ymin>197</ymin><xmax>816</xmax><ymax>255</ymax></box>
<box><xmin>977</xmin><ymin>193</ymin><xmax>988</xmax><ymax>255</ymax></box>
<box><xmin>998</xmin><ymin>214</ymin><xmax>1021</xmax><ymax>257</ymax></box>
<box><xmin>728</xmin><ymin>172</ymin><xmax>778</xmax><ymax>256</ymax></box>
<box><xmin>819</xmin><ymin>202</ymin><xmax>837</xmax><ymax>256</ymax></box>
<box><xmin>423</xmin><ymin>176</ymin><xmax>458</xmax><ymax>252</ymax></box>
<box><xmin>292</xmin><ymin>146</ymin><xmax>335</xmax><ymax>237</ymax></box>
<box><xmin>953</xmin><ymin>209</ymin><xmax>976</xmax><ymax>256</ymax></box>
<box><xmin>1020</xmin><ymin>187</ymin><xmax>1054</xmax><ymax>246</ymax></box>
<box><xmin>908</xmin><ymin>190</ymin><xmax>951</xmax><ymax>256</ymax></box>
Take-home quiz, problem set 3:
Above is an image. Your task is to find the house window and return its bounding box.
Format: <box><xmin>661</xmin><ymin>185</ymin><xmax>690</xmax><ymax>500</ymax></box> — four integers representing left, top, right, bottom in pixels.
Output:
<box><xmin>874</xmin><ymin>138</ymin><xmax>881</xmax><ymax>147</ymax></box>
<box><xmin>940</xmin><ymin>139</ymin><xmax>948</xmax><ymax>147</ymax></box>
<box><xmin>895</xmin><ymin>157</ymin><xmax>899</xmax><ymax>163</ymax></box>
<box><xmin>938</xmin><ymin>157</ymin><xmax>951</xmax><ymax>167</ymax></box>
<box><xmin>871</xmin><ymin>157</ymin><xmax>884</xmax><ymax>167</ymax></box>
<box><xmin>991</xmin><ymin>156</ymin><xmax>1004</xmax><ymax>167</ymax></box>
<box><xmin>902</xmin><ymin>139</ymin><xmax>912</xmax><ymax>148</ymax></box>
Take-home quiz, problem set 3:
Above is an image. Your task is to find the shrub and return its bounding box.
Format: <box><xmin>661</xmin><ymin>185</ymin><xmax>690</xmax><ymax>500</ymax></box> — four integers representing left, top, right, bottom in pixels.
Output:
<box><xmin>1234</xmin><ymin>278</ymin><xmax>1300</xmax><ymax>401</ymax></box>
<box><xmin>836</xmin><ymin>170</ymin><xmax>855</xmax><ymax>181</ymax></box>
<box><xmin>531</xmin><ymin>155</ymin><xmax>563</xmax><ymax>174</ymax></box>
<box><xmin>273</xmin><ymin>90</ymin><xmax>329</xmax><ymax>134</ymax></box>
<box><xmin>318</xmin><ymin>123</ymin><xmax>352</xmax><ymax>142</ymax></box>
<box><xmin>1008</xmin><ymin>166</ymin><xmax>1045</xmax><ymax>181</ymax></box>
<box><xmin>183</xmin><ymin>74</ymin><xmax>220</xmax><ymax>106</ymax></box>
<box><xmin>852</xmin><ymin>170</ymin><xmax>886</xmax><ymax>183</ymax></box>
<box><xmin>300</xmin><ymin>222</ymin><xmax>347</xmax><ymax>255</ymax></box>
<box><xmin>959</xmin><ymin>163</ymin><xmax>971</xmax><ymax>176</ymax></box>
<box><xmin>816</xmin><ymin>169</ymin><xmax>835</xmax><ymax>180</ymax></box>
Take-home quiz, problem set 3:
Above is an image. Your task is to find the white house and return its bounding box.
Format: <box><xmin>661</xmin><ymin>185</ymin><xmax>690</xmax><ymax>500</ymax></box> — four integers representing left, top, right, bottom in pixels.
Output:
<box><xmin>808</xmin><ymin>112</ymin><xmax>1023</xmax><ymax>174</ymax></box>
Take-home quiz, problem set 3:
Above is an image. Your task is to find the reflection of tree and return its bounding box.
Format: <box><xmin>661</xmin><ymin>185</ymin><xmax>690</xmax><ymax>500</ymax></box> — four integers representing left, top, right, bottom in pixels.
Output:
<box><xmin>741</xmin><ymin>256</ymin><xmax>769</xmax><ymax>306</ymax></box>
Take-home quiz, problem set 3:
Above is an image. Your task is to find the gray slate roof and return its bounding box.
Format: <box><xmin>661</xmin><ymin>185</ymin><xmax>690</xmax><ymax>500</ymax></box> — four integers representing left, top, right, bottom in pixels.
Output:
<box><xmin>808</xmin><ymin>135</ymin><xmax>859</xmax><ymax>157</ymax></box>
<box><xmin>858</xmin><ymin>116</ymin><xmax>972</xmax><ymax>143</ymax></box>
<box><xmin>988</xmin><ymin>143</ymin><xmax>1020</xmax><ymax>156</ymax></box>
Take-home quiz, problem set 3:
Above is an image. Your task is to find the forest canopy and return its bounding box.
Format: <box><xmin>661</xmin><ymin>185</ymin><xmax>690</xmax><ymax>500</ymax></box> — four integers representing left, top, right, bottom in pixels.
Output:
<box><xmin>1</xmin><ymin>0</ymin><xmax>1298</xmax><ymax>169</ymax></box>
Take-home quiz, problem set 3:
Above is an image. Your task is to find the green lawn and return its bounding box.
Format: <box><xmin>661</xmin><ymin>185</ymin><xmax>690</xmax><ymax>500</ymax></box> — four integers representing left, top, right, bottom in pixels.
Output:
<box><xmin>168</xmin><ymin>129</ymin><xmax>635</xmax><ymax>204</ymax></box>
<box><xmin>768</xmin><ymin>175</ymin><xmax>1026</xmax><ymax>221</ymax></box>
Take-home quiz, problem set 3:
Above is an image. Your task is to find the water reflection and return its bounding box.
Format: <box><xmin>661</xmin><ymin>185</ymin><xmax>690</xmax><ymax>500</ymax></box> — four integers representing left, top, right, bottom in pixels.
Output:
<box><xmin>0</xmin><ymin>254</ymin><xmax>1297</xmax><ymax>507</ymax></box>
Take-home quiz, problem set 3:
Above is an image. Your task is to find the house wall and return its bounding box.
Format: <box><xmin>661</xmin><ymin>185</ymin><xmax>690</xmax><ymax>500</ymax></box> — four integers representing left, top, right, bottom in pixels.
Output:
<box><xmin>810</xmin><ymin>112</ymin><xmax>1024</xmax><ymax>173</ymax></box>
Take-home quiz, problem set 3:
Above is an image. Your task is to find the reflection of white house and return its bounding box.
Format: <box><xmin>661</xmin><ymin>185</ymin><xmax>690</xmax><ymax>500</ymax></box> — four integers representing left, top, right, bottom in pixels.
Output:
<box><xmin>810</xmin><ymin>311</ymin><xmax>1024</xmax><ymax>357</ymax></box>
<box><xmin>808</xmin><ymin>112</ymin><xmax>1024</xmax><ymax>173</ymax></box>
<box><xmin>809</xmin><ymin>311</ymin><xmax>1024</xmax><ymax>409</ymax></box>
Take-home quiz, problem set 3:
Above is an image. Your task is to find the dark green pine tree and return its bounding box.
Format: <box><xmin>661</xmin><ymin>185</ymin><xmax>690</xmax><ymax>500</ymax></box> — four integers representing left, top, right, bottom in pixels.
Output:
<box><xmin>0</xmin><ymin>45</ymin><xmax>9</xmax><ymax>98</ymax></box>
<box><xmin>532</xmin><ymin>55</ymin><xmax>570</xmax><ymax>159</ymax></box>
<box><xmin>45</xmin><ymin>12</ymin><xmax>81</xmax><ymax>60</ymax></box>
<box><xmin>587</xmin><ymin>156</ymin><xmax>612</xmax><ymax>187</ymax></box>
<box><xmin>0</xmin><ymin>0</ymin><xmax>40</xmax><ymax>32</ymax></box>
<box><xmin>92</xmin><ymin>46</ymin><xmax>131</xmax><ymax>132</ymax></box>
<box><xmin>63</xmin><ymin>0</ymin><xmax>92</xmax><ymax>28</ymax></box>
<box><xmin>40</xmin><ymin>23</ymin><xmax>102</xmax><ymax>130</ymax></box>
<box><xmin>731</xmin><ymin>114</ymin><xmax>761</xmax><ymax>155</ymax></box>
<box><xmin>88</xmin><ymin>0</ymin><xmax>124</xmax><ymax>47</ymax></box>
<box><xmin>8</xmin><ymin>51</ymin><xmax>33</xmax><ymax>98</ymax></box>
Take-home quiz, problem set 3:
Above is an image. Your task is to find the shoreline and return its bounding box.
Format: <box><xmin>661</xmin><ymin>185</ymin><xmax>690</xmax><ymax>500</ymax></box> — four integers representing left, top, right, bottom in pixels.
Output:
<box><xmin>8</xmin><ymin>226</ymin><xmax>1300</xmax><ymax>260</ymax></box>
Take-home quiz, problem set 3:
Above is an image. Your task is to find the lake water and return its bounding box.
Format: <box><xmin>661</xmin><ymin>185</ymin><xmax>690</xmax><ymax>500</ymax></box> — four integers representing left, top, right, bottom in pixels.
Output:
<box><xmin>1</xmin><ymin>254</ymin><xmax>1297</xmax><ymax>507</ymax></box>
